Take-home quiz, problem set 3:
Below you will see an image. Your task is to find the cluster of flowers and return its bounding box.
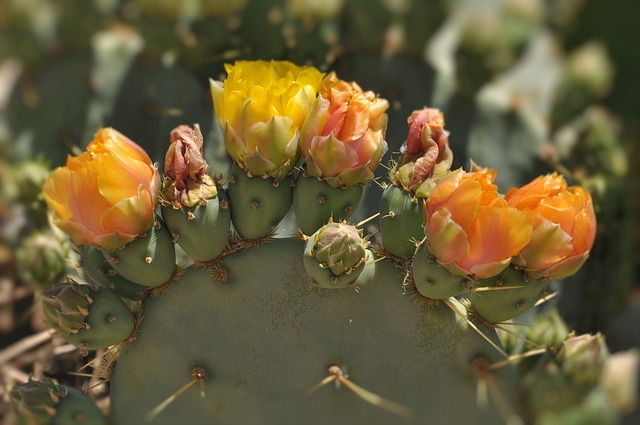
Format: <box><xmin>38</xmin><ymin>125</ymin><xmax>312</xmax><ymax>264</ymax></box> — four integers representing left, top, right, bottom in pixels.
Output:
<box><xmin>390</xmin><ymin>105</ymin><xmax>596</xmax><ymax>281</ymax></box>
<box><xmin>424</xmin><ymin>167</ymin><xmax>596</xmax><ymax>280</ymax></box>
<box><xmin>43</xmin><ymin>60</ymin><xmax>389</xmax><ymax>249</ymax></box>
<box><xmin>41</xmin><ymin>59</ymin><xmax>596</xmax><ymax>282</ymax></box>
<box><xmin>210</xmin><ymin>60</ymin><xmax>389</xmax><ymax>186</ymax></box>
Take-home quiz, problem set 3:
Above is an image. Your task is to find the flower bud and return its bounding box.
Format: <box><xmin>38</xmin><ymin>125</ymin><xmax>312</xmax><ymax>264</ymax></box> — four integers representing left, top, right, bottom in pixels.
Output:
<box><xmin>299</xmin><ymin>71</ymin><xmax>389</xmax><ymax>187</ymax></box>
<box><xmin>16</xmin><ymin>230</ymin><xmax>69</xmax><ymax>291</ymax></box>
<box><xmin>41</xmin><ymin>283</ymin><xmax>92</xmax><ymax>336</ymax></box>
<box><xmin>505</xmin><ymin>173</ymin><xmax>597</xmax><ymax>279</ymax></box>
<box><xmin>559</xmin><ymin>333</ymin><xmax>609</xmax><ymax>387</ymax></box>
<box><xmin>162</xmin><ymin>124</ymin><xmax>218</xmax><ymax>208</ymax></box>
<box><xmin>314</xmin><ymin>221</ymin><xmax>366</xmax><ymax>276</ymax></box>
<box><xmin>9</xmin><ymin>379</ymin><xmax>65</xmax><ymax>424</ymax></box>
<box><xmin>390</xmin><ymin>108</ymin><xmax>453</xmax><ymax>198</ymax></box>
<box><xmin>41</xmin><ymin>282</ymin><xmax>136</xmax><ymax>350</ymax></box>
<box><xmin>303</xmin><ymin>219</ymin><xmax>369</xmax><ymax>289</ymax></box>
<box><xmin>12</xmin><ymin>159</ymin><xmax>51</xmax><ymax>219</ymax></box>
<box><xmin>43</xmin><ymin>128</ymin><xmax>160</xmax><ymax>251</ymax></box>
<box><xmin>424</xmin><ymin>168</ymin><xmax>532</xmax><ymax>279</ymax></box>
<box><xmin>10</xmin><ymin>379</ymin><xmax>106</xmax><ymax>425</ymax></box>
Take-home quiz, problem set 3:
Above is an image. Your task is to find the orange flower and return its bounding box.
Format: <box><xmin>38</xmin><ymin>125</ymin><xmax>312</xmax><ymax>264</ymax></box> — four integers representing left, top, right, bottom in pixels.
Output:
<box><xmin>43</xmin><ymin>128</ymin><xmax>160</xmax><ymax>251</ymax></box>
<box><xmin>425</xmin><ymin>168</ymin><xmax>532</xmax><ymax>279</ymax></box>
<box><xmin>505</xmin><ymin>173</ymin><xmax>596</xmax><ymax>279</ymax></box>
<box><xmin>299</xmin><ymin>71</ymin><xmax>389</xmax><ymax>187</ymax></box>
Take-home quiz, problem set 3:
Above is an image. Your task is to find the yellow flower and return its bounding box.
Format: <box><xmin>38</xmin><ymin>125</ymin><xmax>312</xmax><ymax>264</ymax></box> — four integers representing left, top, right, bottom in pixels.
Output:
<box><xmin>425</xmin><ymin>168</ymin><xmax>532</xmax><ymax>279</ymax></box>
<box><xmin>43</xmin><ymin>128</ymin><xmax>160</xmax><ymax>251</ymax></box>
<box><xmin>505</xmin><ymin>173</ymin><xmax>597</xmax><ymax>279</ymax></box>
<box><xmin>299</xmin><ymin>71</ymin><xmax>389</xmax><ymax>187</ymax></box>
<box><xmin>210</xmin><ymin>60</ymin><xmax>325</xmax><ymax>180</ymax></box>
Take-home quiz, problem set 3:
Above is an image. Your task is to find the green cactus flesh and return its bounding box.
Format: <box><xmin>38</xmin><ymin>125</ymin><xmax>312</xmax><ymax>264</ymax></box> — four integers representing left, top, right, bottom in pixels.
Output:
<box><xmin>467</xmin><ymin>266</ymin><xmax>550</xmax><ymax>324</ymax></box>
<box><xmin>10</xmin><ymin>380</ymin><xmax>107</xmax><ymax>425</ymax></box>
<box><xmin>61</xmin><ymin>285</ymin><xmax>136</xmax><ymax>351</ymax></box>
<box><xmin>226</xmin><ymin>163</ymin><xmax>295</xmax><ymax>240</ymax></box>
<box><xmin>101</xmin><ymin>217</ymin><xmax>176</xmax><ymax>287</ymax></box>
<box><xmin>80</xmin><ymin>245</ymin><xmax>143</xmax><ymax>300</ymax></box>
<box><xmin>379</xmin><ymin>184</ymin><xmax>426</xmax><ymax>258</ymax></box>
<box><xmin>161</xmin><ymin>191</ymin><xmax>231</xmax><ymax>262</ymax></box>
<box><xmin>293</xmin><ymin>173</ymin><xmax>364</xmax><ymax>236</ymax></box>
<box><xmin>51</xmin><ymin>386</ymin><xmax>107</xmax><ymax>425</ymax></box>
<box><xmin>109</xmin><ymin>238</ymin><xmax>519</xmax><ymax>424</ymax></box>
<box><xmin>411</xmin><ymin>241</ymin><xmax>468</xmax><ymax>299</ymax></box>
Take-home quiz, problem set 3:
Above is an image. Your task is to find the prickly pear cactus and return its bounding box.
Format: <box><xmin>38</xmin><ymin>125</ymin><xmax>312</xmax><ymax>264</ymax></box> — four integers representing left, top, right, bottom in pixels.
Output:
<box><xmin>4</xmin><ymin>2</ymin><xmax>638</xmax><ymax>425</ymax></box>
<box><xmin>14</xmin><ymin>54</ymin><xmax>634</xmax><ymax>425</ymax></box>
<box><xmin>108</xmin><ymin>239</ymin><xmax>517</xmax><ymax>424</ymax></box>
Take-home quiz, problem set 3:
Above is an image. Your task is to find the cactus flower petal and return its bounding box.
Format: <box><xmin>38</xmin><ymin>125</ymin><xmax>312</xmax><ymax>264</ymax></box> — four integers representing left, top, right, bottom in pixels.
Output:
<box><xmin>211</xmin><ymin>60</ymin><xmax>325</xmax><ymax>179</ymax></box>
<box><xmin>162</xmin><ymin>124</ymin><xmax>218</xmax><ymax>208</ymax></box>
<box><xmin>425</xmin><ymin>167</ymin><xmax>532</xmax><ymax>279</ymax></box>
<box><xmin>43</xmin><ymin>128</ymin><xmax>159</xmax><ymax>251</ymax></box>
<box><xmin>300</xmin><ymin>71</ymin><xmax>389</xmax><ymax>187</ymax></box>
<box><xmin>506</xmin><ymin>173</ymin><xmax>597</xmax><ymax>279</ymax></box>
<box><xmin>390</xmin><ymin>108</ymin><xmax>453</xmax><ymax>197</ymax></box>
<box><xmin>426</xmin><ymin>208</ymin><xmax>469</xmax><ymax>264</ymax></box>
<box><xmin>242</xmin><ymin>116</ymin><xmax>298</xmax><ymax>180</ymax></box>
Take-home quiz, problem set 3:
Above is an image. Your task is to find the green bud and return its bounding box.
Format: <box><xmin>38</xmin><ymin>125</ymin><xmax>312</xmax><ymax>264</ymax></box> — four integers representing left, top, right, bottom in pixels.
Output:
<box><xmin>536</xmin><ymin>388</ymin><xmax>619</xmax><ymax>425</ymax></box>
<box><xmin>16</xmin><ymin>231</ymin><xmax>69</xmax><ymax>291</ymax></box>
<box><xmin>526</xmin><ymin>309</ymin><xmax>570</xmax><ymax>350</ymax></box>
<box><xmin>559</xmin><ymin>333</ymin><xmax>609</xmax><ymax>387</ymax></box>
<box><xmin>10</xmin><ymin>379</ymin><xmax>107</xmax><ymax>425</ymax></box>
<box><xmin>12</xmin><ymin>159</ymin><xmax>51</xmax><ymax>219</ymax></box>
<box><xmin>41</xmin><ymin>282</ymin><xmax>135</xmax><ymax>350</ymax></box>
<box><xmin>10</xmin><ymin>379</ymin><xmax>64</xmax><ymax>424</ymax></box>
<box><xmin>41</xmin><ymin>283</ymin><xmax>92</xmax><ymax>336</ymax></box>
<box><xmin>314</xmin><ymin>221</ymin><xmax>366</xmax><ymax>276</ymax></box>
<box><xmin>303</xmin><ymin>219</ymin><xmax>369</xmax><ymax>289</ymax></box>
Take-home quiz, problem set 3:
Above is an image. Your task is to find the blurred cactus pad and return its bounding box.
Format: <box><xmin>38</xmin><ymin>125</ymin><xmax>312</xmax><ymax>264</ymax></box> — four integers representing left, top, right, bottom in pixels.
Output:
<box><xmin>2</xmin><ymin>0</ymin><xmax>639</xmax><ymax>425</ymax></box>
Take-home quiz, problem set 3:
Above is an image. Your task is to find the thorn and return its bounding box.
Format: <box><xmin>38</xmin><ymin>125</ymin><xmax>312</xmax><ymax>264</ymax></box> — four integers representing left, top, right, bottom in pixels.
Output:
<box><xmin>307</xmin><ymin>365</ymin><xmax>414</xmax><ymax>419</ymax></box>
<box><xmin>470</xmin><ymin>285</ymin><xmax>526</xmax><ymax>293</ymax></box>
<box><xmin>477</xmin><ymin>377</ymin><xmax>489</xmax><ymax>409</ymax></box>
<box><xmin>307</xmin><ymin>374</ymin><xmax>338</xmax><ymax>395</ymax></box>
<box><xmin>490</xmin><ymin>348</ymin><xmax>548</xmax><ymax>370</ymax></box>
<box><xmin>145</xmin><ymin>366</ymin><xmax>207</xmax><ymax>422</ymax></box>
<box><xmin>443</xmin><ymin>298</ymin><xmax>508</xmax><ymax>358</ymax></box>
<box><xmin>366</xmin><ymin>255</ymin><xmax>387</xmax><ymax>267</ymax></box>
<box><xmin>534</xmin><ymin>291</ymin><xmax>558</xmax><ymax>307</ymax></box>
<box><xmin>355</xmin><ymin>212</ymin><xmax>380</xmax><ymax>228</ymax></box>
